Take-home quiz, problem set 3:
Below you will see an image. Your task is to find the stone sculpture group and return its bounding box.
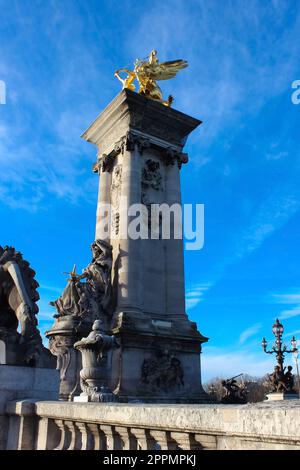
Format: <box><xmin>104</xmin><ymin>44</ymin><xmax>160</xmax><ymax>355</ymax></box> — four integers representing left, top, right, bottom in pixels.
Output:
<box><xmin>46</xmin><ymin>239</ymin><xmax>117</xmax><ymax>400</ymax></box>
<box><xmin>0</xmin><ymin>245</ymin><xmax>54</xmax><ymax>368</ymax></box>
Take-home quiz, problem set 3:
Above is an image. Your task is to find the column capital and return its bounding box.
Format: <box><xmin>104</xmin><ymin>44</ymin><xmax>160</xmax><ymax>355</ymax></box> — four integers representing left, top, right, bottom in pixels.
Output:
<box><xmin>165</xmin><ymin>147</ymin><xmax>189</xmax><ymax>169</ymax></box>
<box><xmin>93</xmin><ymin>132</ymin><xmax>189</xmax><ymax>172</ymax></box>
<box><xmin>93</xmin><ymin>153</ymin><xmax>114</xmax><ymax>174</ymax></box>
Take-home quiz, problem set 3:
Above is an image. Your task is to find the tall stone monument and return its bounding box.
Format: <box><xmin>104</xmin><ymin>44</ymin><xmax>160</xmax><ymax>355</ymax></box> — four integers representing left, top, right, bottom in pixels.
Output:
<box><xmin>81</xmin><ymin>88</ymin><xmax>209</xmax><ymax>402</ymax></box>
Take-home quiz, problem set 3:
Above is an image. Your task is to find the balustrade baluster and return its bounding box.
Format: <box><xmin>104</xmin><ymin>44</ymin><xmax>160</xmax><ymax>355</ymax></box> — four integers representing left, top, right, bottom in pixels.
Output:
<box><xmin>65</xmin><ymin>421</ymin><xmax>81</xmax><ymax>450</ymax></box>
<box><xmin>76</xmin><ymin>422</ymin><xmax>94</xmax><ymax>450</ymax></box>
<box><xmin>130</xmin><ymin>428</ymin><xmax>156</xmax><ymax>450</ymax></box>
<box><xmin>86</xmin><ymin>423</ymin><xmax>107</xmax><ymax>450</ymax></box>
<box><xmin>115</xmin><ymin>427</ymin><xmax>137</xmax><ymax>450</ymax></box>
<box><xmin>100</xmin><ymin>425</ymin><xmax>123</xmax><ymax>450</ymax></box>
<box><xmin>54</xmin><ymin>420</ymin><xmax>71</xmax><ymax>450</ymax></box>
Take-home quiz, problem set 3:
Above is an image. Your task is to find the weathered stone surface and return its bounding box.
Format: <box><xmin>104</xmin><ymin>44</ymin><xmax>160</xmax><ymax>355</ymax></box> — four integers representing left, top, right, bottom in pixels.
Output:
<box><xmin>0</xmin><ymin>339</ymin><xmax>5</xmax><ymax>364</ymax></box>
<box><xmin>81</xmin><ymin>90</ymin><xmax>208</xmax><ymax>403</ymax></box>
<box><xmin>4</xmin><ymin>400</ymin><xmax>300</xmax><ymax>450</ymax></box>
<box><xmin>0</xmin><ymin>367</ymin><xmax>59</xmax><ymax>450</ymax></box>
<box><xmin>0</xmin><ymin>365</ymin><xmax>59</xmax><ymax>401</ymax></box>
<box><xmin>46</xmin><ymin>316</ymin><xmax>89</xmax><ymax>400</ymax></box>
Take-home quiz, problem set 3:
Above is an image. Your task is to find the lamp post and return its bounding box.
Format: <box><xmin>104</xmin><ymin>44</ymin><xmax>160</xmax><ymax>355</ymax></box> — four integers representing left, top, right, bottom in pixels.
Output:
<box><xmin>261</xmin><ymin>319</ymin><xmax>299</xmax><ymax>399</ymax></box>
<box><xmin>291</xmin><ymin>336</ymin><xmax>300</xmax><ymax>398</ymax></box>
<box><xmin>261</xmin><ymin>319</ymin><xmax>298</xmax><ymax>371</ymax></box>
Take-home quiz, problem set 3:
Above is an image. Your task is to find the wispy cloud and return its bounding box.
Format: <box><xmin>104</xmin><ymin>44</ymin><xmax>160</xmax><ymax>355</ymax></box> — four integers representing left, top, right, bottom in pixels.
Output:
<box><xmin>126</xmin><ymin>0</ymin><xmax>300</xmax><ymax>147</ymax></box>
<box><xmin>0</xmin><ymin>1</ymin><xmax>112</xmax><ymax>211</ymax></box>
<box><xmin>201</xmin><ymin>346</ymin><xmax>274</xmax><ymax>382</ymax></box>
<box><xmin>235</xmin><ymin>194</ymin><xmax>300</xmax><ymax>260</ymax></box>
<box><xmin>279</xmin><ymin>306</ymin><xmax>300</xmax><ymax>320</ymax></box>
<box><xmin>39</xmin><ymin>284</ymin><xmax>64</xmax><ymax>294</ymax></box>
<box><xmin>272</xmin><ymin>293</ymin><xmax>300</xmax><ymax>304</ymax></box>
<box><xmin>266</xmin><ymin>143</ymin><xmax>288</xmax><ymax>161</ymax></box>
<box><xmin>270</xmin><ymin>291</ymin><xmax>300</xmax><ymax>320</ymax></box>
<box><xmin>185</xmin><ymin>283</ymin><xmax>211</xmax><ymax>311</ymax></box>
<box><xmin>239</xmin><ymin>323</ymin><xmax>262</xmax><ymax>345</ymax></box>
<box><xmin>284</xmin><ymin>329</ymin><xmax>300</xmax><ymax>339</ymax></box>
<box><xmin>203</xmin><ymin>190</ymin><xmax>300</xmax><ymax>290</ymax></box>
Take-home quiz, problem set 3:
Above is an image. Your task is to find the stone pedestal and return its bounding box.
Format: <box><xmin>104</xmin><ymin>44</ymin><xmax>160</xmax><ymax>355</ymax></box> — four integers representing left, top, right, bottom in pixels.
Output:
<box><xmin>46</xmin><ymin>316</ymin><xmax>93</xmax><ymax>401</ymax></box>
<box><xmin>266</xmin><ymin>392</ymin><xmax>299</xmax><ymax>401</ymax></box>
<box><xmin>81</xmin><ymin>90</ymin><xmax>209</xmax><ymax>403</ymax></box>
<box><xmin>73</xmin><ymin>320</ymin><xmax>118</xmax><ymax>403</ymax></box>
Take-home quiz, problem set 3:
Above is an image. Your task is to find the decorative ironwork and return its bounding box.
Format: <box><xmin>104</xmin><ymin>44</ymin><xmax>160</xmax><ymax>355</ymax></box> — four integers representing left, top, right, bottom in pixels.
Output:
<box><xmin>262</xmin><ymin>319</ymin><xmax>299</xmax><ymax>393</ymax></box>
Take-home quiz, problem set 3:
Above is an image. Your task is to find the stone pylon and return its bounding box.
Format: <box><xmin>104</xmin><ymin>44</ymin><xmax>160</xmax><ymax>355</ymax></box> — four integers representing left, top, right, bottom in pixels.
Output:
<box><xmin>82</xmin><ymin>89</ymin><xmax>209</xmax><ymax>403</ymax></box>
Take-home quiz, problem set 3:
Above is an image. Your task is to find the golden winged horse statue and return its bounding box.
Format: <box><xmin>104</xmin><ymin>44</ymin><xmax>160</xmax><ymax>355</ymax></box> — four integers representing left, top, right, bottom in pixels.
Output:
<box><xmin>114</xmin><ymin>50</ymin><xmax>188</xmax><ymax>106</ymax></box>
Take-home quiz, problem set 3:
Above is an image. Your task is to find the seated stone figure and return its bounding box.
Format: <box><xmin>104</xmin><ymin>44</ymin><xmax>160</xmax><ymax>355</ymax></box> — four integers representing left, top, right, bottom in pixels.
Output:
<box><xmin>50</xmin><ymin>240</ymin><xmax>113</xmax><ymax>324</ymax></box>
<box><xmin>0</xmin><ymin>245</ymin><xmax>55</xmax><ymax>367</ymax></box>
<box><xmin>284</xmin><ymin>365</ymin><xmax>295</xmax><ymax>393</ymax></box>
<box><xmin>269</xmin><ymin>366</ymin><xmax>286</xmax><ymax>392</ymax></box>
<box><xmin>47</xmin><ymin>240</ymin><xmax>113</xmax><ymax>400</ymax></box>
<box><xmin>268</xmin><ymin>365</ymin><xmax>296</xmax><ymax>393</ymax></box>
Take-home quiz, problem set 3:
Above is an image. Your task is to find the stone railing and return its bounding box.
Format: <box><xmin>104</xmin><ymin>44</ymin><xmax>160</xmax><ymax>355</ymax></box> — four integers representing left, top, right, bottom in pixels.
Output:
<box><xmin>3</xmin><ymin>400</ymin><xmax>300</xmax><ymax>450</ymax></box>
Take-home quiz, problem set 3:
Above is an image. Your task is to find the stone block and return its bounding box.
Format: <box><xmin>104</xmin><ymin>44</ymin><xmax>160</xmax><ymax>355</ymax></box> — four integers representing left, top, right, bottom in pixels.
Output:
<box><xmin>0</xmin><ymin>364</ymin><xmax>59</xmax><ymax>401</ymax></box>
<box><xmin>266</xmin><ymin>392</ymin><xmax>299</xmax><ymax>401</ymax></box>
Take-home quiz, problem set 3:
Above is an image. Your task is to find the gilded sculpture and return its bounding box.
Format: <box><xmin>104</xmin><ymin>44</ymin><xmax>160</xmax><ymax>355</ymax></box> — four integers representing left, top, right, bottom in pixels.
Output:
<box><xmin>114</xmin><ymin>50</ymin><xmax>188</xmax><ymax>106</ymax></box>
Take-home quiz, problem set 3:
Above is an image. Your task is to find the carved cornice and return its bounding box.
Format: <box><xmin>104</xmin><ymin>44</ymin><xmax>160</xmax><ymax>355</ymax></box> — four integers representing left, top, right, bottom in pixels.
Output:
<box><xmin>93</xmin><ymin>153</ymin><xmax>114</xmax><ymax>174</ymax></box>
<box><xmin>165</xmin><ymin>147</ymin><xmax>188</xmax><ymax>169</ymax></box>
<box><xmin>81</xmin><ymin>89</ymin><xmax>202</xmax><ymax>150</ymax></box>
<box><xmin>93</xmin><ymin>131</ymin><xmax>189</xmax><ymax>174</ymax></box>
<box><xmin>126</xmin><ymin>132</ymin><xmax>150</xmax><ymax>154</ymax></box>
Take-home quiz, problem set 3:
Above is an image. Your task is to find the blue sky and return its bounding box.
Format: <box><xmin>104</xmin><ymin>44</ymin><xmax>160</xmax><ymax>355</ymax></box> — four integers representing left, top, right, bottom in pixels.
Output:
<box><xmin>1</xmin><ymin>0</ymin><xmax>300</xmax><ymax>382</ymax></box>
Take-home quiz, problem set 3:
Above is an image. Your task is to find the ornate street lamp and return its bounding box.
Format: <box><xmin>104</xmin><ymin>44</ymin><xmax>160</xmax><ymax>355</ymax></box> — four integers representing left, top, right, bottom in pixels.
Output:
<box><xmin>291</xmin><ymin>336</ymin><xmax>300</xmax><ymax>398</ymax></box>
<box><xmin>262</xmin><ymin>319</ymin><xmax>299</xmax><ymax>399</ymax></box>
<box><xmin>261</xmin><ymin>319</ymin><xmax>298</xmax><ymax>372</ymax></box>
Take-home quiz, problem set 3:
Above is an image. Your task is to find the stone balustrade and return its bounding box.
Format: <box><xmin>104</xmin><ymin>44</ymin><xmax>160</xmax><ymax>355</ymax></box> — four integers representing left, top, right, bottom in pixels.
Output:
<box><xmin>3</xmin><ymin>400</ymin><xmax>300</xmax><ymax>450</ymax></box>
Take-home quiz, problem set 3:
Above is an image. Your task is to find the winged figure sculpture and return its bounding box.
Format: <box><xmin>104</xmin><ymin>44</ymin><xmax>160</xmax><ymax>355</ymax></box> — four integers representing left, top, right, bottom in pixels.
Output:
<box><xmin>114</xmin><ymin>50</ymin><xmax>188</xmax><ymax>106</ymax></box>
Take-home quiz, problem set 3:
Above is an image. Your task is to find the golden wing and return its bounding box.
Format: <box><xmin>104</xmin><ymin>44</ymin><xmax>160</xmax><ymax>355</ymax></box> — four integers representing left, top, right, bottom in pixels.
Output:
<box><xmin>147</xmin><ymin>59</ymin><xmax>188</xmax><ymax>81</ymax></box>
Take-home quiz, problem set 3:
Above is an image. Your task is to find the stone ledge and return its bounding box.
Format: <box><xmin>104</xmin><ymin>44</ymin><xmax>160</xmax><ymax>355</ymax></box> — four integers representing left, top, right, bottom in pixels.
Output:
<box><xmin>4</xmin><ymin>400</ymin><xmax>300</xmax><ymax>450</ymax></box>
<box><xmin>6</xmin><ymin>400</ymin><xmax>300</xmax><ymax>438</ymax></box>
<box><xmin>81</xmin><ymin>89</ymin><xmax>202</xmax><ymax>152</ymax></box>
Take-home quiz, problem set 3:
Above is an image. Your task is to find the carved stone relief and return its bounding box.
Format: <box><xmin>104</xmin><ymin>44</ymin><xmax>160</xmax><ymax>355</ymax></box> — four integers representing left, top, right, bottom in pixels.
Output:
<box><xmin>141</xmin><ymin>159</ymin><xmax>163</xmax><ymax>204</ymax></box>
<box><xmin>48</xmin><ymin>332</ymin><xmax>82</xmax><ymax>400</ymax></box>
<box><xmin>48</xmin><ymin>335</ymin><xmax>73</xmax><ymax>381</ymax></box>
<box><xmin>142</xmin><ymin>159</ymin><xmax>162</xmax><ymax>191</ymax></box>
<box><xmin>141</xmin><ymin>159</ymin><xmax>163</xmax><ymax>235</ymax></box>
<box><xmin>111</xmin><ymin>165</ymin><xmax>122</xmax><ymax>237</ymax></box>
<box><xmin>140</xmin><ymin>349</ymin><xmax>184</xmax><ymax>393</ymax></box>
